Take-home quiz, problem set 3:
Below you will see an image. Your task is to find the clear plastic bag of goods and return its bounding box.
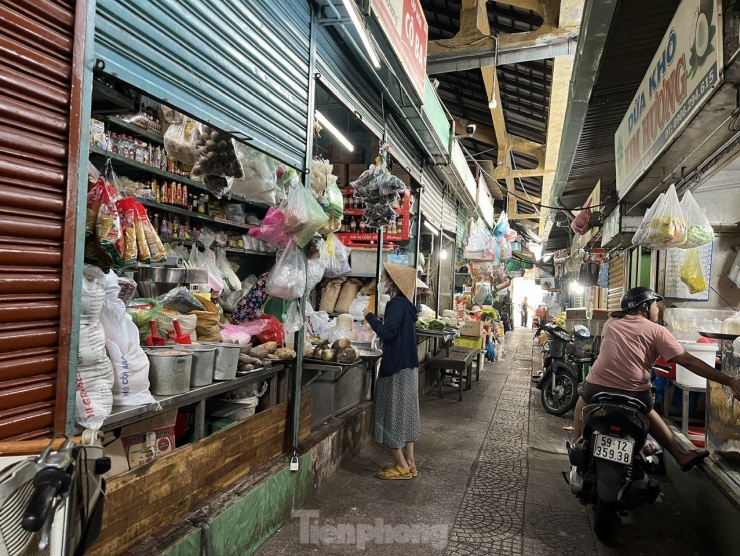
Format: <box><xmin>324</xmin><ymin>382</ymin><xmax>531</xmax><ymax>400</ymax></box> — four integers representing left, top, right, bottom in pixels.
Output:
<box><xmin>645</xmin><ymin>184</ymin><xmax>686</xmax><ymax>249</ymax></box>
<box><xmin>324</xmin><ymin>183</ymin><xmax>344</xmax><ymax>219</ymax></box>
<box><xmin>224</xmin><ymin>202</ymin><xmax>247</xmax><ymax>224</ymax></box>
<box><xmin>348</xmin><ymin>295</ymin><xmax>370</xmax><ymax>321</ymax></box>
<box><xmin>231</xmin><ymin>143</ymin><xmax>279</xmax><ymax>204</ymax></box>
<box><xmin>158</xmin><ymin>286</ymin><xmax>205</xmax><ymax>313</ymax></box>
<box><xmin>282</xmin><ymin>180</ymin><xmax>309</xmax><ymax>234</ymax></box>
<box><xmin>680</xmin><ymin>190</ymin><xmax>715</xmax><ymax>249</ymax></box>
<box><xmin>117</xmin><ymin>276</ymin><xmax>137</xmax><ymax>306</ymax></box>
<box><xmin>310</xmin><ymin>159</ymin><xmax>337</xmax><ymax>200</ymax></box>
<box><xmin>95</xmin><ymin>178</ymin><xmax>124</xmax><ymax>267</ymax></box>
<box><xmin>190</xmin><ymin>243</ymin><xmax>224</xmax><ymax>297</ymax></box>
<box><xmin>283</xmin><ymin>300</ymin><xmax>304</xmax><ymax>334</ymax></box>
<box><xmin>163</xmin><ymin>112</ymin><xmax>197</xmax><ymax>165</ymax></box>
<box><xmin>190</xmin><ymin>124</ymin><xmax>244</xmax><ymax>181</ymax></box>
<box><xmin>305</xmin><ymin>237</ymin><xmax>329</xmax><ymax>294</ymax></box>
<box><xmin>632</xmin><ymin>192</ymin><xmax>663</xmax><ymax>247</ymax></box>
<box><xmin>679</xmin><ymin>248</ymin><xmax>708</xmax><ymax>293</ymax></box>
<box><xmin>266</xmin><ymin>241</ymin><xmax>306</xmax><ymax>301</ymax></box>
<box><xmin>322</xmin><ymin>233</ymin><xmax>351</xmax><ymax>278</ymax></box>
<box><xmin>99</xmin><ymin>271</ymin><xmax>155</xmax><ymax>406</ymax></box>
<box><xmin>291</xmin><ymin>185</ymin><xmax>328</xmax><ymax>248</ymax></box>
<box><xmin>494</xmin><ymin>211</ymin><xmax>510</xmax><ymax>238</ymax></box>
<box><xmin>334</xmin><ymin>278</ymin><xmax>363</xmax><ymax>314</ymax></box>
<box><xmin>217</xmin><ymin>249</ymin><xmax>241</xmax><ymax>294</ymax></box>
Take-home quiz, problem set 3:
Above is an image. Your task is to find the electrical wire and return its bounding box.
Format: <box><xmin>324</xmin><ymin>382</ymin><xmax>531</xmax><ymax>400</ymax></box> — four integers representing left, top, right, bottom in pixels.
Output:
<box><xmin>478</xmin><ymin>165</ymin><xmax>612</xmax><ymax>212</ymax></box>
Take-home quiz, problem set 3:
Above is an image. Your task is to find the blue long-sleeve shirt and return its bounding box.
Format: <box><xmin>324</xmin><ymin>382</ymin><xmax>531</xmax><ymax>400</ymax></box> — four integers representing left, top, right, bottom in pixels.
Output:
<box><xmin>365</xmin><ymin>295</ymin><xmax>419</xmax><ymax>377</ymax></box>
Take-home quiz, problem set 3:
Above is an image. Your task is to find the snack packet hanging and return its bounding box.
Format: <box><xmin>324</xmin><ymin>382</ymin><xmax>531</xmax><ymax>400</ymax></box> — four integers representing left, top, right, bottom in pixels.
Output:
<box><xmin>115</xmin><ymin>197</ymin><xmax>139</xmax><ymax>267</ymax></box>
<box><xmin>679</xmin><ymin>248</ymin><xmax>708</xmax><ymax>293</ymax></box>
<box><xmin>96</xmin><ymin>178</ymin><xmax>123</xmax><ymax>265</ymax></box>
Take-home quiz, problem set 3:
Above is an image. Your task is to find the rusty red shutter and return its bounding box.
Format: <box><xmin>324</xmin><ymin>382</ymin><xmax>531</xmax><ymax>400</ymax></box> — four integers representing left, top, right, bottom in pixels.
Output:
<box><xmin>0</xmin><ymin>0</ymin><xmax>86</xmax><ymax>440</ymax></box>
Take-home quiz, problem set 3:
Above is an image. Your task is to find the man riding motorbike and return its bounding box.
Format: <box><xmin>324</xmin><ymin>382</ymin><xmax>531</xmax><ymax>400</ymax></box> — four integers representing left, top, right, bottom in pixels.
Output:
<box><xmin>573</xmin><ymin>287</ymin><xmax>740</xmax><ymax>471</ymax></box>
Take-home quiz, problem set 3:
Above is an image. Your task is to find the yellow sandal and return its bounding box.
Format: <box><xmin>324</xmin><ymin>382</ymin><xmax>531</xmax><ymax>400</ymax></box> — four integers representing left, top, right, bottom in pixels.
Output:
<box><xmin>408</xmin><ymin>465</ymin><xmax>418</xmax><ymax>477</ymax></box>
<box><xmin>377</xmin><ymin>464</ymin><xmax>412</xmax><ymax>480</ymax></box>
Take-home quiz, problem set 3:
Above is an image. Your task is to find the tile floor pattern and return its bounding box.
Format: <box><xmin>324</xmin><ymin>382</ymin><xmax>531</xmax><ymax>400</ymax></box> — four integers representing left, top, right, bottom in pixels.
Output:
<box><xmin>257</xmin><ymin>329</ymin><xmax>713</xmax><ymax>555</ymax></box>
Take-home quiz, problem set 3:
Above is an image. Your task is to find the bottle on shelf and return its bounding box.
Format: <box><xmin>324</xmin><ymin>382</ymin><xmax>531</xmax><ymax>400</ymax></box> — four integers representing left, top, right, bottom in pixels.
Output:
<box><xmin>182</xmin><ymin>185</ymin><xmax>188</xmax><ymax>208</ymax></box>
<box><xmin>359</xmin><ymin>217</ymin><xmax>366</xmax><ymax>234</ymax></box>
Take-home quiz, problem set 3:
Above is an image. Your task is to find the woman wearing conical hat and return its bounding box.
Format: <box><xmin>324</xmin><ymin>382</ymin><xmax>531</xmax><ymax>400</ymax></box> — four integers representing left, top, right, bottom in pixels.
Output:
<box><xmin>363</xmin><ymin>262</ymin><xmax>428</xmax><ymax>480</ymax></box>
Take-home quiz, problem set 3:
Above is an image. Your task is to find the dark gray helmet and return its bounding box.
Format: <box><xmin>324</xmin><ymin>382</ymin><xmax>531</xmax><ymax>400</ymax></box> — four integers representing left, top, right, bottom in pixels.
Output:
<box><xmin>621</xmin><ymin>287</ymin><xmax>663</xmax><ymax>310</ymax></box>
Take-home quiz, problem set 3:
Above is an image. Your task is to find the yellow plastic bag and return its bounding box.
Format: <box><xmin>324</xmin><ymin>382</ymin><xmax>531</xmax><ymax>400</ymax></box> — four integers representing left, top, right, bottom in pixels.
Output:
<box><xmin>679</xmin><ymin>248</ymin><xmax>708</xmax><ymax>294</ymax></box>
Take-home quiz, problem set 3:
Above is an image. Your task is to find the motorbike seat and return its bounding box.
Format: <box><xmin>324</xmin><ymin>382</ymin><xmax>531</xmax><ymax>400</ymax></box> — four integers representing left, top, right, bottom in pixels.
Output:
<box><xmin>590</xmin><ymin>392</ymin><xmax>648</xmax><ymax>413</ymax></box>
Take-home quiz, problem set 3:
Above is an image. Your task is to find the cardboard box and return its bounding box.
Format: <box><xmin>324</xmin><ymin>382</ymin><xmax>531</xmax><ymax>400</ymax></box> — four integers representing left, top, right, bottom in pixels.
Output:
<box><xmin>591</xmin><ymin>309</ymin><xmax>609</xmax><ymax>321</ymax></box>
<box><xmin>333</xmin><ymin>163</ymin><xmax>348</xmax><ymax>188</ymax></box>
<box><xmin>349</xmin><ymin>164</ymin><xmax>369</xmax><ymax>185</ymax></box>
<box><xmin>103</xmin><ymin>410</ymin><xmax>178</xmax><ymax>477</ymax></box>
<box><xmin>566</xmin><ymin>307</ymin><xmax>588</xmax><ymax>319</ymax></box>
<box><xmin>459</xmin><ymin>320</ymin><xmax>484</xmax><ymax>337</ymax></box>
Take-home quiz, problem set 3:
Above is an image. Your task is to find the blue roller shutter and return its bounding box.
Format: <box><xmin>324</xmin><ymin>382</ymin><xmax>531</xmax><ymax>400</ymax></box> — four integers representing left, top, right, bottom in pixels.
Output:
<box><xmin>94</xmin><ymin>0</ymin><xmax>311</xmax><ymax>170</ymax></box>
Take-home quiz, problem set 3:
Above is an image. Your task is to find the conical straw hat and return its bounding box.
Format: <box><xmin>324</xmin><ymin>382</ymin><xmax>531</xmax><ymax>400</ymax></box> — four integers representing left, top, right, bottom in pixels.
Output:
<box><xmin>383</xmin><ymin>262</ymin><xmax>426</xmax><ymax>301</ymax></box>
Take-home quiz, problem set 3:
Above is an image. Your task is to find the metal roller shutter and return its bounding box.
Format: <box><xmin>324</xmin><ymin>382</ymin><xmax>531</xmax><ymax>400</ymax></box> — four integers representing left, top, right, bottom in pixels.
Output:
<box><xmin>420</xmin><ymin>171</ymin><xmax>444</xmax><ymax>230</ymax></box>
<box><xmin>316</xmin><ymin>26</ymin><xmax>384</xmax><ymax>140</ymax></box>
<box><xmin>95</xmin><ymin>0</ymin><xmax>311</xmax><ymax>170</ymax></box>
<box><xmin>0</xmin><ymin>0</ymin><xmax>85</xmax><ymax>439</ymax></box>
<box><xmin>442</xmin><ymin>194</ymin><xmax>457</xmax><ymax>233</ymax></box>
<box><xmin>386</xmin><ymin>111</ymin><xmax>422</xmax><ymax>182</ymax></box>
<box><xmin>607</xmin><ymin>253</ymin><xmax>626</xmax><ymax>311</ymax></box>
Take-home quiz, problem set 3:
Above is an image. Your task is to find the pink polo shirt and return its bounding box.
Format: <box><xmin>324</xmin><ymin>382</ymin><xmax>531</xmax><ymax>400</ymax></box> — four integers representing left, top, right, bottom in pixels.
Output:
<box><xmin>587</xmin><ymin>316</ymin><xmax>685</xmax><ymax>391</ymax></box>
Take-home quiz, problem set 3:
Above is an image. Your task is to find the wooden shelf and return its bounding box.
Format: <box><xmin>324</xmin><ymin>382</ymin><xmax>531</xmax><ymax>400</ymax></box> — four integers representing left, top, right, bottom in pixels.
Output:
<box><xmin>135</xmin><ymin>198</ymin><xmax>253</xmax><ymax>232</ymax></box>
<box><xmin>160</xmin><ymin>237</ymin><xmax>276</xmax><ymax>257</ymax></box>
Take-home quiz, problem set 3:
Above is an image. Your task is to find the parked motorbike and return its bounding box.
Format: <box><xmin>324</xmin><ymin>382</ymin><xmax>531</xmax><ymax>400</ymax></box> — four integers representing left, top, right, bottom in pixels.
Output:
<box><xmin>534</xmin><ymin>322</ymin><xmax>594</xmax><ymax>415</ymax></box>
<box><xmin>566</xmin><ymin>392</ymin><xmax>660</xmax><ymax>540</ymax></box>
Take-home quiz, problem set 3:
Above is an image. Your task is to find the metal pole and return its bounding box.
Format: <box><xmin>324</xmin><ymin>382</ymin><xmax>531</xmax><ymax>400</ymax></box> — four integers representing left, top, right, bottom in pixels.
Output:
<box><xmin>375</xmin><ymin>227</ymin><xmax>384</xmax><ymax>311</ymax></box>
<box><xmin>291</xmin><ymin>3</ymin><xmax>318</xmax><ymax>457</ymax></box>
<box><xmin>413</xmin><ymin>185</ymin><xmax>423</xmax><ymax>305</ymax></box>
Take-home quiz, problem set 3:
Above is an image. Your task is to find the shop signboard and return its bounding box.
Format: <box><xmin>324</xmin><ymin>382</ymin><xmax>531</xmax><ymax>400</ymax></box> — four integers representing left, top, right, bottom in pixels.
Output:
<box><xmin>477</xmin><ymin>177</ymin><xmax>494</xmax><ymax>229</ymax></box>
<box><xmin>451</xmin><ymin>140</ymin><xmax>478</xmax><ymax>203</ymax></box>
<box><xmin>614</xmin><ymin>0</ymin><xmax>722</xmax><ymax>199</ymax></box>
<box><xmin>373</xmin><ymin>0</ymin><xmax>428</xmax><ymax>100</ymax></box>
<box><xmin>579</xmin><ymin>180</ymin><xmax>600</xmax><ymax>247</ymax></box>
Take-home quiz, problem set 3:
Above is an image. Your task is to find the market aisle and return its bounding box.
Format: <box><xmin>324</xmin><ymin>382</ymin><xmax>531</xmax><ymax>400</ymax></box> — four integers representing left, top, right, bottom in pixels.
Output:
<box><xmin>256</xmin><ymin>329</ymin><xmax>712</xmax><ymax>555</ymax></box>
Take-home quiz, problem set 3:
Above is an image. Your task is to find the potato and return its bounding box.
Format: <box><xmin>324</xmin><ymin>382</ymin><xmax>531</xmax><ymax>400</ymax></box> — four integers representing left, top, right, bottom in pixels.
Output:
<box><xmin>267</xmin><ymin>354</ymin><xmax>279</xmax><ymax>360</ymax></box>
<box><xmin>261</xmin><ymin>359</ymin><xmax>272</xmax><ymax>367</ymax></box>
<box><xmin>275</xmin><ymin>348</ymin><xmax>296</xmax><ymax>360</ymax></box>
<box><xmin>332</xmin><ymin>339</ymin><xmax>352</xmax><ymax>351</ymax></box>
<box><xmin>321</xmin><ymin>348</ymin><xmax>336</xmax><ymax>362</ymax></box>
<box><xmin>337</xmin><ymin>347</ymin><xmax>358</xmax><ymax>364</ymax></box>
<box><xmin>251</xmin><ymin>346</ymin><xmax>269</xmax><ymax>360</ymax></box>
<box><xmin>262</xmin><ymin>342</ymin><xmax>278</xmax><ymax>353</ymax></box>
<box><xmin>240</xmin><ymin>344</ymin><xmax>252</xmax><ymax>355</ymax></box>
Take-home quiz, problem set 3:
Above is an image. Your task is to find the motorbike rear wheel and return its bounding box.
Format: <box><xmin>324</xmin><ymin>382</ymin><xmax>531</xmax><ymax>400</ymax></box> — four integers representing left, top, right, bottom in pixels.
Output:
<box><xmin>593</xmin><ymin>499</ymin><xmax>618</xmax><ymax>540</ymax></box>
<box><xmin>539</xmin><ymin>371</ymin><xmax>578</xmax><ymax>415</ymax></box>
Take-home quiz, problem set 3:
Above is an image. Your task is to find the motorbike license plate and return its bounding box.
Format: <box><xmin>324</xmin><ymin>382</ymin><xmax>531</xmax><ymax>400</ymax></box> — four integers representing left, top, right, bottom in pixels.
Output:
<box><xmin>593</xmin><ymin>433</ymin><xmax>634</xmax><ymax>465</ymax></box>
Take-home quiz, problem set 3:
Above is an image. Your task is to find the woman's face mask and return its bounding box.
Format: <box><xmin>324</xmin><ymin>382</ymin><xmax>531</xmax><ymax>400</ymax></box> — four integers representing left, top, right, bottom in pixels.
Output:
<box><xmin>378</xmin><ymin>280</ymin><xmax>388</xmax><ymax>295</ymax></box>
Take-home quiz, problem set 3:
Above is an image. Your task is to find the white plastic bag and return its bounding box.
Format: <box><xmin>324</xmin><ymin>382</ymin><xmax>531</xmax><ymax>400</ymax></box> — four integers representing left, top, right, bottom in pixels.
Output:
<box><xmin>266</xmin><ymin>241</ymin><xmax>306</xmax><ymax>300</ymax></box>
<box><xmin>284</xmin><ymin>301</ymin><xmax>304</xmax><ymax>334</ymax></box>
<box><xmin>632</xmin><ymin>192</ymin><xmax>664</xmax><ymax>247</ymax></box>
<box><xmin>99</xmin><ymin>271</ymin><xmax>155</xmax><ymax>407</ymax></box>
<box><xmin>230</xmin><ymin>143</ymin><xmax>279</xmax><ymax>204</ymax></box>
<box><xmin>76</xmin><ymin>266</ymin><xmax>114</xmax><ymax>428</ymax></box>
<box><xmin>348</xmin><ymin>295</ymin><xmax>370</xmax><ymax>321</ymax></box>
<box><xmin>217</xmin><ymin>249</ymin><xmax>241</xmax><ymax>294</ymax></box>
<box><xmin>322</xmin><ymin>233</ymin><xmax>351</xmax><ymax>278</ymax></box>
<box><xmin>644</xmin><ymin>184</ymin><xmax>686</xmax><ymax>249</ymax></box>
<box><xmin>282</xmin><ymin>180</ymin><xmax>309</xmax><ymax>234</ymax></box>
<box><xmin>306</xmin><ymin>238</ymin><xmax>329</xmax><ymax>294</ymax></box>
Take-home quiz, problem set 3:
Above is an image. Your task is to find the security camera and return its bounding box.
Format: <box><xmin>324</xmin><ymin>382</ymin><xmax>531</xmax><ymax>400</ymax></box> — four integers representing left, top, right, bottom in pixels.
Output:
<box><xmin>466</xmin><ymin>124</ymin><xmax>476</xmax><ymax>135</ymax></box>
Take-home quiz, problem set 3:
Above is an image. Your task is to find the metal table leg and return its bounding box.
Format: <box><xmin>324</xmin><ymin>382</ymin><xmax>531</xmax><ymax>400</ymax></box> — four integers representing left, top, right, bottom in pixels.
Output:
<box><xmin>682</xmin><ymin>386</ymin><xmax>690</xmax><ymax>437</ymax></box>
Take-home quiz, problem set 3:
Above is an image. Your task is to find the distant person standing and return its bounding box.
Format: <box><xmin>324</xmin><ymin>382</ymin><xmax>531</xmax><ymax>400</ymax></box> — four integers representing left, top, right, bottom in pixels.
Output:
<box><xmin>521</xmin><ymin>296</ymin><xmax>529</xmax><ymax>327</ymax></box>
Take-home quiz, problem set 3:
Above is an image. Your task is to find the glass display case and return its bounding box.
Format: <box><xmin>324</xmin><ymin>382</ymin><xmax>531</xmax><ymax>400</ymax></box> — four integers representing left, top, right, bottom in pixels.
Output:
<box><xmin>706</xmin><ymin>335</ymin><xmax>740</xmax><ymax>488</ymax></box>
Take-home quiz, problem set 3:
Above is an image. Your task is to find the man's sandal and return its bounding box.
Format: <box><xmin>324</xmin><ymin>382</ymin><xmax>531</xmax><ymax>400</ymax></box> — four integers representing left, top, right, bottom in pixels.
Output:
<box><xmin>377</xmin><ymin>465</ymin><xmax>412</xmax><ymax>480</ymax></box>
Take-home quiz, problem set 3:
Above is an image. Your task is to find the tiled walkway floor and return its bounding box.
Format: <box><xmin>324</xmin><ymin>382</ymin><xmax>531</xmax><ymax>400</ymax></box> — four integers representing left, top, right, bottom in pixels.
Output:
<box><xmin>257</xmin><ymin>329</ymin><xmax>713</xmax><ymax>555</ymax></box>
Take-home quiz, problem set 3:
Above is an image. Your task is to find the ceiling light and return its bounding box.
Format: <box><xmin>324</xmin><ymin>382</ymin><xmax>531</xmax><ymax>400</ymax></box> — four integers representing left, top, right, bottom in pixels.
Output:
<box><xmin>488</xmin><ymin>91</ymin><xmax>498</xmax><ymax>109</ymax></box>
<box><xmin>440</xmin><ymin>248</ymin><xmax>448</xmax><ymax>260</ymax></box>
<box><xmin>570</xmin><ymin>282</ymin><xmax>584</xmax><ymax>295</ymax></box>
<box><xmin>423</xmin><ymin>220</ymin><xmax>439</xmax><ymax>234</ymax></box>
<box><xmin>341</xmin><ymin>0</ymin><xmax>381</xmax><ymax>69</ymax></box>
<box><xmin>315</xmin><ymin>111</ymin><xmax>354</xmax><ymax>152</ymax></box>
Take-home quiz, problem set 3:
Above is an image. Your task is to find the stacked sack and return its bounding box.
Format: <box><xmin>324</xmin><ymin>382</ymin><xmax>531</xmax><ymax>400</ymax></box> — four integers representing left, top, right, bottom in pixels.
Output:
<box><xmin>76</xmin><ymin>265</ymin><xmax>114</xmax><ymax>429</ymax></box>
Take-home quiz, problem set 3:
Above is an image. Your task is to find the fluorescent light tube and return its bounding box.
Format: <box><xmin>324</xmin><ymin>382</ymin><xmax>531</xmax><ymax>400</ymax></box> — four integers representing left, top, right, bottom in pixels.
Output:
<box><xmin>315</xmin><ymin>111</ymin><xmax>354</xmax><ymax>152</ymax></box>
<box><xmin>424</xmin><ymin>220</ymin><xmax>439</xmax><ymax>234</ymax></box>
<box><xmin>341</xmin><ymin>0</ymin><xmax>381</xmax><ymax>69</ymax></box>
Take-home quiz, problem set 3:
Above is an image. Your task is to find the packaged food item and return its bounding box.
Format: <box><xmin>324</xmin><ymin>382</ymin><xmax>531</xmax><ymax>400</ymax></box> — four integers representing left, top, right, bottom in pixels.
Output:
<box><xmin>645</xmin><ymin>185</ymin><xmax>686</xmax><ymax>249</ymax></box>
<box><xmin>134</xmin><ymin>202</ymin><xmax>165</xmax><ymax>262</ymax></box>
<box><xmin>163</xmin><ymin>112</ymin><xmax>197</xmax><ymax>165</ymax></box>
<box><xmin>322</xmin><ymin>233</ymin><xmax>351</xmax><ymax>278</ymax></box>
<box><xmin>96</xmin><ymin>178</ymin><xmax>123</xmax><ymax>265</ymax></box>
<box><xmin>190</xmin><ymin>124</ymin><xmax>244</xmax><ymax>180</ymax></box>
<box><xmin>282</xmin><ymin>180</ymin><xmax>309</xmax><ymax>234</ymax></box>
<box><xmin>679</xmin><ymin>248</ymin><xmax>708</xmax><ymax>293</ymax></box>
<box><xmin>115</xmin><ymin>197</ymin><xmax>138</xmax><ymax>267</ymax></box>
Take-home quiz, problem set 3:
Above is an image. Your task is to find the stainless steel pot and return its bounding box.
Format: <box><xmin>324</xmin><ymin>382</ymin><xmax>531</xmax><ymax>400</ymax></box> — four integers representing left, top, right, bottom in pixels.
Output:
<box><xmin>205</xmin><ymin>343</ymin><xmax>240</xmax><ymax>380</ymax></box>
<box><xmin>181</xmin><ymin>345</ymin><xmax>217</xmax><ymax>387</ymax></box>
<box><xmin>147</xmin><ymin>350</ymin><xmax>192</xmax><ymax>395</ymax></box>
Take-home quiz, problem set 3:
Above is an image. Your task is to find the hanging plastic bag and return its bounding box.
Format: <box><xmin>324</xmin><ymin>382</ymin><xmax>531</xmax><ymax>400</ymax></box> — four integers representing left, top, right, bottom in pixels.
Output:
<box><xmin>96</xmin><ymin>177</ymin><xmax>123</xmax><ymax>265</ymax></box>
<box><xmin>115</xmin><ymin>196</ymin><xmax>138</xmax><ymax>267</ymax></box>
<box><xmin>266</xmin><ymin>241</ymin><xmax>306</xmax><ymax>300</ymax></box>
<box><xmin>249</xmin><ymin>207</ymin><xmax>291</xmax><ymax>248</ymax></box>
<box><xmin>163</xmin><ymin>112</ymin><xmax>197</xmax><ymax>165</ymax></box>
<box><xmin>310</xmin><ymin>159</ymin><xmax>337</xmax><ymax>201</ymax></box>
<box><xmin>322</xmin><ymin>233</ymin><xmax>351</xmax><ymax>278</ymax></box>
<box><xmin>679</xmin><ymin>248</ymin><xmax>708</xmax><ymax>293</ymax></box>
<box><xmin>324</xmin><ymin>182</ymin><xmax>344</xmax><ymax>219</ymax></box>
<box><xmin>493</xmin><ymin>211</ymin><xmax>509</xmax><ymax>238</ymax></box>
<box><xmin>158</xmin><ymin>286</ymin><xmax>205</xmax><ymax>313</ymax></box>
<box><xmin>597</xmin><ymin>261</ymin><xmax>610</xmax><ymax>288</ymax></box>
<box><xmin>680</xmin><ymin>190</ymin><xmax>715</xmax><ymax>249</ymax></box>
<box><xmin>645</xmin><ymin>184</ymin><xmax>686</xmax><ymax>248</ymax></box>
<box><xmin>570</xmin><ymin>200</ymin><xmax>592</xmax><ymax>236</ymax></box>
<box><xmin>633</xmin><ymin>192</ymin><xmax>664</xmax><ymax>247</ymax></box>
<box><xmin>217</xmin><ymin>249</ymin><xmax>241</xmax><ymax>293</ymax></box>
<box><xmin>252</xmin><ymin>314</ymin><xmax>285</xmax><ymax>345</ymax></box>
<box><xmin>230</xmin><ymin>143</ymin><xmax>279</xmax><ymax>204</ymax></box>
<box><xmin>306</xmin><ymin>242</ymin><xmax>329</xmax><ymax>294</ymax></box>
<box><xmin>135</xmin><ymin>202</ymin><xmax>166</xmax><ymax>262</ymax></box>
<box><xmin>283</xmin><ymin>301</ymin><xmax>304</xmax><ymax>334</ymax></box>
<box><xmin>283</xmin><ymin>180</ymin><xmax>309</xmax><ymax>234</ymax></box>
<box><xmin>191</xmin><ymin>123</ymin><xmax>244</xmax><ymax>180</ymax></box>
<box><xmin>292</xmin><ymin>185</ymin><xmax>329</xmax><ymax>248</ymax></box>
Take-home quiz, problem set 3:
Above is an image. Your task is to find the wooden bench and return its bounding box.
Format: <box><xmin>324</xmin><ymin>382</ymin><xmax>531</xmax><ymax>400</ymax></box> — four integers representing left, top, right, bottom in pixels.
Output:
<box><xmin>428</xmin><ymin>348</ymin><xmax>478</xmax><ymax>401</ymax></box>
